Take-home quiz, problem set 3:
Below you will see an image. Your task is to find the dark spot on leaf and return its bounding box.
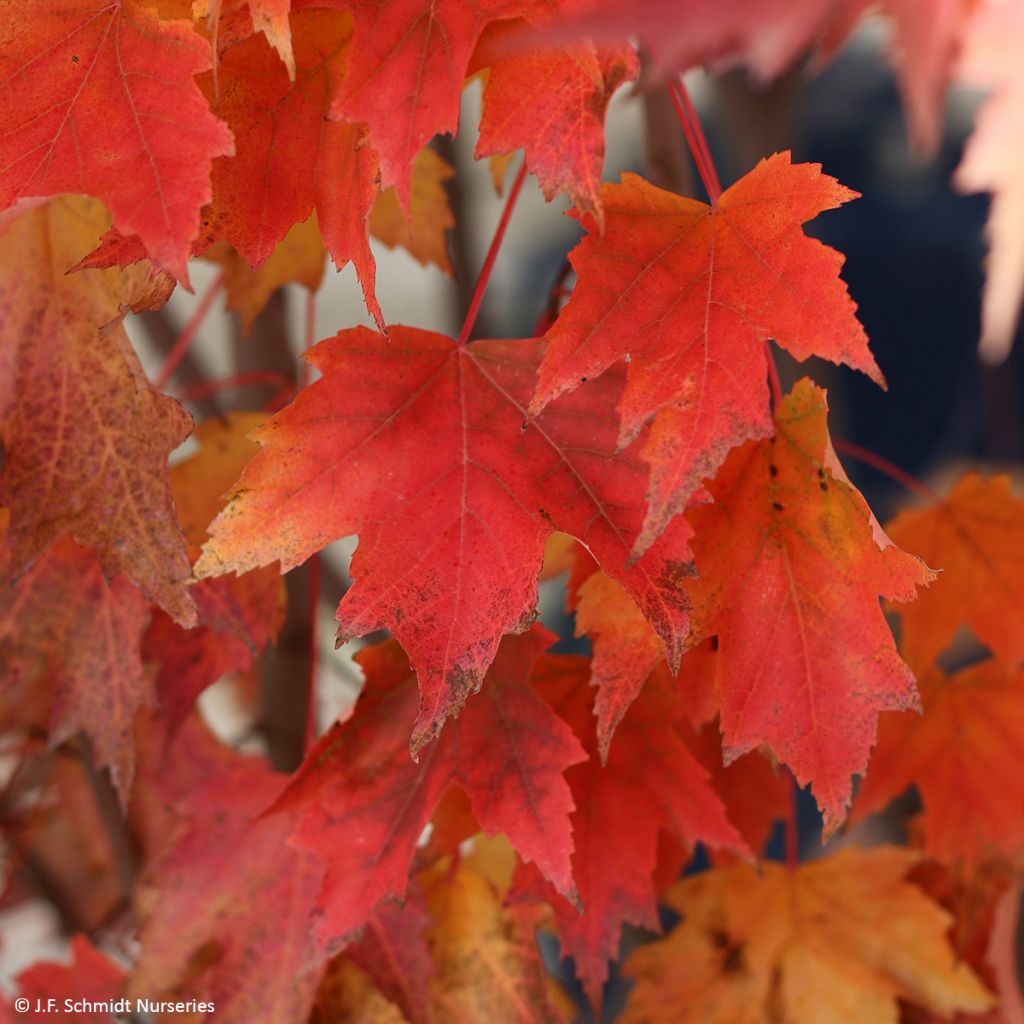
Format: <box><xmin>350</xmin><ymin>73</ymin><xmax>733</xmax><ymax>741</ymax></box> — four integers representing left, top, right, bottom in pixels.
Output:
<box><xmin>71</xmin><ymin>54</ymin><xmax>80</xmax><ymax>64</ymax></box>
<box><xmin>658</xmin><ymin>558</ymin><xmax>698</xmax><ymax>589</ymax></box>
<box><xmin>769</xmin><ymin>464</ymin><xmax>778</xmax><ymax>477</ymax></box>
<box><xmin>580</xmin><ymin>376</ymin><xmax>587</xmax><ymax>383</ymax></box>
<box><xmin>538</xmin><ymin>508</ymin><xmax>552</xmax><ymax>523</ymax></box>
<box><xmin>709</xmin><ymin>635</ymin><xmax>719</xmax><ymax>652</ymax></box>
<box><xmin>820</xmin><ymin>481</ymin><xmax>828</xmax><ymax>492</ymax></box>
<box><xmin>723</xmin><ymin>944</ymin><xmax>745</xmax><ymax>973</ymax></box>
<box><xmin>772</xmin><ymin>501</ymin><xmax>783</xmax><ymax>511</ymax></box>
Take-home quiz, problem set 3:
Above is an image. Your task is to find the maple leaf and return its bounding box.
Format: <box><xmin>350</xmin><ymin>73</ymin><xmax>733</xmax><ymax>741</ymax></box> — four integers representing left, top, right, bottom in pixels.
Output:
<box><xmin>684</xmin><ymin>721</ymin><xmax>790</xmax><ymax>860</ymax></box>
<box><xmin>684</xmin><ymin>379</ymin><xmax>932</xmax><ymax>834</ymax></box>
<box><xmin>317</xmin><ymin>0</ymin><xmax>518</xmax><ymax>204</ymax></box>
<box><xmin>472</xmin><ymin>19</ymin><xmax>638</xmax><ymax>218</ymax></box>
<box><xmin>143</xmin><ymin>414</ymin><xmax>285</xmax><ymax>736</ymax></box>
<box><xmin>200</xmin><ymin>8</ymin><xmax>384</xmax><ymax>329</ymax></box>
<box><xmin>853</xmin><ymin>661</ymin><xmax>1024</xmax><ymax>866</ymax></box>
<box><xmin>886</xmin><ymin>473</ymin><xmax>1024</xmax><ymax>674</ymax></box>
<box><xmin>422</xmin><ymin>858</ymin><xmax>568</xmax><ymax>1023</ymax></box>
<box><xmin>530</xmin><ymin>153</ymin><xmax>878</xmax><ymax>556</ymax></box>
<box><xmin>272</xmin><ymin>629</ymin><xmax>585</xmax><ymax>947</ymax></box>
<box><xmin>371</xmin><ymin>148</ymin><xmax>456</xmax><ymax>273</ymax></box>
<box><xmin>311</xmin><ymin>960</ymin><xmax>410</xmax><ymax>1024</ymax></box>
<box><xmin>520</xmin><ymin>652</ymin><xmax>745</xmax><ymax>1001</ymax></box>
<box><xmin>884</xmin><ymin>0</ymin><xmax>972</xmax><ymax>154</ymax></box>
<box><xmin>195</xmin><ymin>327</ymin><xmax>695</xmax><ymax>750</ymax></box>
<box><xmin>0</xmin><ymin>0</ymin><xmax>233</xmax><ymax>281</ymax></box>
<box><xmin>955</xmin><ymin>0</ymin><xmax>1024</xmax><ymax>363</ymax></box>
<box><xmin>0</xmin><ymin>198</ymin><xmax>195</xmax><ymax>625</ymax></box>
<box><xmin>621</xmin><ymin>847</ymin><xmax>994</xmax><ymax>1024</ymax></box>
<box><xmin>570</xmin><ymin>570</ymin><xmax>663</xmax><ymax>757</ymax></box>
<box><xmin>0</xmin><ymin>537</ymin><xmax>150</xmax><ymax>802</ymax></box>
<box><xmin>345</xmin><ymin>895</ymin><xmax>435</xmax><ymax>1024</ymax></box>
<box><xmin>206</xmin><ymin>217</ymin><xmax>326</xmax><ymax>334</ymax></box>
<box><xmin>311</xmin><ymin>860</ymin><xmax>567</xmax><ymax>1023</ymax></box>
<box><xmin>130</xmin><ymin>720</ymin><xmax>326</xmax><ymax>1024</ymax></box>
<box><xmin>533</xmin><ymin>0</ymin><xmax>965</xmax><ymax>152</ymax></box>
<box><xmin>16</xmin><ymin>935</ymin><xmax>125</xmax><ymax>1023</ymax></box>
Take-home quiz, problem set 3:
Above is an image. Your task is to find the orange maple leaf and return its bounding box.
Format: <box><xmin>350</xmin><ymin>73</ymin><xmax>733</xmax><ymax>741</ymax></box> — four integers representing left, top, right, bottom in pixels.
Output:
<box><xmin>886</xmin><ymin>472</ymin><xmax>1024</xmax><ymax>673</ymax></box>
<box><xmin>621</xmin><ymin>847</ymin><xmax>993</xmax><ymax>1024</ymax></box>
<box><xmin>854</xmin><ymin>660</ymin><xmax>1024</xmax><ymax>866</ymax></box>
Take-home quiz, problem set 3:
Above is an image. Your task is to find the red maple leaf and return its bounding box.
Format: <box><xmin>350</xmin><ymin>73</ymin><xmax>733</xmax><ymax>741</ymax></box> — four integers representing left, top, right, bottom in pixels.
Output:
<box><xmin>130</xmin><ymin>719</ymin><xmax>326</xmax><ymax>1024</ymax></box>
<box><xmin>272</xmin><ymin>628</ymin><xmax>586</xmax><ymax>947</ymax></box>
<box><xmin>530</xmin><ymin>153</ymin><xmax>879</xmax><ymax>556</ymax></box>
<box><xmin>0</xmin><ymin>198</ymin><xmax>195</xmax><ymax>625</ymax></box>
<box><xmin>471</xmin><ymin>19</ymin><xmax>637</xmax><ymax>218</ymax></box>
<box><xmin>685</xmin><ymin>380</ymin><xmax>932</xmax><ymax>834</ymax></box>
<box><xmin>518</xmin><ymin>652</ymin><xmax>745</xmax><ymax>1002</ymax></box>
<box><xmin>201</xmin><ymin>8</ymin><xmax>385</xmax><ymax>330</ymax></box>
<box><xmin>0</xmin><ymin>537</ymin><xmax>149</xmax><ymax>802</ymax></box>
<box><xmin>0</xmin><ymin>0</ymin><xmax>233</xmax><ymax>280</ymax></box>
<box><xmin>314</xmin><ymin>0</ymin><xmax>518</xmax><ymax>204</ymax></box>
<box><xmin>16</xmin><ymin>936</ymin><xmax>125</xmax><ymax>1023</ymax></box>
<box><xmin>196</xmin><ymin>327</ymin><xmax>695</xmax><ymax>750</ymax></box>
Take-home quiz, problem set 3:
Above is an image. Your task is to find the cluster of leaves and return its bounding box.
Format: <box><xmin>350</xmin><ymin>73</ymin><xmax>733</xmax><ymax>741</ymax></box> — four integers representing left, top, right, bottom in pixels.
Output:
<box><xmin>2</xmin><ymin>0</ymin><xmax>1024</xmax><ymax>1021</ymax></box>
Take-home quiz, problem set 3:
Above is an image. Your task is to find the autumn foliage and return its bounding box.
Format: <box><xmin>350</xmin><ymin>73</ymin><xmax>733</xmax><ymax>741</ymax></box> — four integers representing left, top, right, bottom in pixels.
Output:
<box><xmin>3</xmin><ymin>0</ymin><xmax>1024</xmax><ymax>1021</ymax></box>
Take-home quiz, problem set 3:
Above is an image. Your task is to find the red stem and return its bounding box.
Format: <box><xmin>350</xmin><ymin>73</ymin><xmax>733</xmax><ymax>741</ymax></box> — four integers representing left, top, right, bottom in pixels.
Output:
<box><xmin>176</xmin><ymin>370</ymin><xmax>291</xmax><ymax>404</ymax></box>
<box><xmin>765</xmin><ymin>342</ymin><xmax>783</xmax><ymax>408</ymax></box>
<box><xmin>669</xmin><ymin>79</ymin><xmax>722</xmax><ymax>204</ymax></box>
<box><xmin>300</xmin><ymin>290</ymin><xmax>316</xmax><ymax>390</ymax></box>
<box><xmin>456</xmin><ymin>160</ymin><xmax>529</xmax><ymax>347</ymax></box>
<box><xmin>152</xmin><ymin>269</ymin><xmax>226</xmax><ymax>391</ymax></box>
<box><xmin>784</xmin><ymin>771</ymin><xmax>799</xmax><ymax>870</ymax></box>
<box><xmin>833</xmin><ymin>439</ymin><xmax>943</xmax><ymax>505</ymax></box>
<box><xmin>304</xmin><ymin>553</ymin><xmax>320</xmax><ymax>753</ymax></box>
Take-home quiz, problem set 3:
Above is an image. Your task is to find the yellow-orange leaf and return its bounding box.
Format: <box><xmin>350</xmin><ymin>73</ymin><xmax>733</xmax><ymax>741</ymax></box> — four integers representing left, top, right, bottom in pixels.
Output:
<box><xmin>423</xmin><ymin>860</ymin><xmax>567</xmax><ymax>1024</ymax></box>
<box><xmin>371</xmin><ymin>148</ymin><xmax>455</xmax><ymax>273</ymax></box>
<box><xmin>622</xmin><ymin>847</ymin><xmax>994</xmax><ymax>1024</ymax></box>
<box><xmin>206</xmin><ymin>217</ymin><xmax>326</xmax><ymax>334</ymax></box>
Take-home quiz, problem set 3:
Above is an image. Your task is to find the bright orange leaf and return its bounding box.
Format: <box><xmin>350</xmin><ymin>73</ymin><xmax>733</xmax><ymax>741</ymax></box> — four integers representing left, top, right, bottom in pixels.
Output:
<box><xmin>370</xmin><ymin>148</ymin><xmax>455</xmax><ymax>273</ymax></box>
<box><xmin>143</xmin><ymin>414</ymin><xmax>285</xmax><ymax>736</ymax></box>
